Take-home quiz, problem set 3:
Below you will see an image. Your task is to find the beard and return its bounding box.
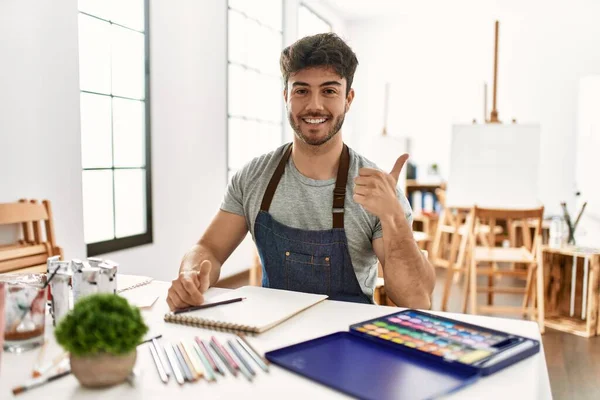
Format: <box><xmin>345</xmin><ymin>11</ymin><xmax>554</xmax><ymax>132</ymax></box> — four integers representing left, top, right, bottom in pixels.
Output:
<box><xmin>288</xmin><ymin>111</ymin><xmax>345</xmax><ymax>146</ymax></box>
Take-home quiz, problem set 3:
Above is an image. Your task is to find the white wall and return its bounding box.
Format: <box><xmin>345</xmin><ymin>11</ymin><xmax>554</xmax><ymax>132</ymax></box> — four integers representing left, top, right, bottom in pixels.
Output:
<box><xmin>0</xmin><ymin>0</ymin><xmax>86</xmax><ymax>258</ymax></box>
<box><xmin>345</xmin><ymin>1</ymin><xmax>600</xmax><ymax>216</ymax></box>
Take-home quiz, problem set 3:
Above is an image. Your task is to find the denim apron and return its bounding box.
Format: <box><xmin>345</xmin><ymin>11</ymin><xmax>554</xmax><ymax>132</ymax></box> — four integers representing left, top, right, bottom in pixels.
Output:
<box><xmin>254</xmin><ymin>143</ymin><xmax>371</xmax><ymax>304</ymax></box>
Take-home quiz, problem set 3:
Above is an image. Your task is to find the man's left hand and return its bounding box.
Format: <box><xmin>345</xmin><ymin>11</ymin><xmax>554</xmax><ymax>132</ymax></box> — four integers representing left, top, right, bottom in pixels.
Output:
<box><xmin>353</xmin><ymin>154</ymin><xmax>409</xmax><ymax>218</ymax></box>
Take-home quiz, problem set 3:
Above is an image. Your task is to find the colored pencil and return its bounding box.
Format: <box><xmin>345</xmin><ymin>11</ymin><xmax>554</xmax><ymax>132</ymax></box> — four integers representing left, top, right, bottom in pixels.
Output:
<box><xmin>163</xmin><ymin>343</ymin><xmax>185</xmax><ymax>385</ymax></box>
<box><xmin>209</xmin><ymin>340</ymin><xmax>237</xmax><ymax>376</ymax></box>
<box><xmin>211</xmin><ymin>336</ymin><xmax>239</xmax><ymax>370</ymax></box>
<box><xmin>149</xmin><ymin>344</ymin><xmax>169</xmax><ymax>383</ymax></box>
<box><xmin>177</xmin><ymin>343</ymin><xmax>200</xmax><ymax>381</ymax></box>
<box><xmin>192</xmin><ymin>342</ymin><xmax>216</xmax><ymax>382</ymax></box>
<box><xmin>227</xmin><ymin>340</ymin><xmax>255</xmax><ymax>379</ymax></box>
<box><xmin>236</xmin><ymin>334</ymin><xmax>269</xmax><ymax>372</ymax></box>
<box><xmin>196</xmin><ymin>337</ymin><xmax>223</xmax><ymax>375</ymax></box>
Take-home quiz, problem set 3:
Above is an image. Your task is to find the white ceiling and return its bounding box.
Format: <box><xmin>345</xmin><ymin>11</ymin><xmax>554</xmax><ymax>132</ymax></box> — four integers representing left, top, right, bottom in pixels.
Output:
<box><xmin>318</xmin><ymin>0</ymin><xmax>402</xmax><ymax>21</ymax></box>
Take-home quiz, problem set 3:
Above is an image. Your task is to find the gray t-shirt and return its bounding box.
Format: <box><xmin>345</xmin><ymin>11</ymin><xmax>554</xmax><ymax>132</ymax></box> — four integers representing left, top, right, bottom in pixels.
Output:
<box><xmin>220</xmin><ymin>144</ymin><xmax>413</xmax><ymax>301</ymax></box>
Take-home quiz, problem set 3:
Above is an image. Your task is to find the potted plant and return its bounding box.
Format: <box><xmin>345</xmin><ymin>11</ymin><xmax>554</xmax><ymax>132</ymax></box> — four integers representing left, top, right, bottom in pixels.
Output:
<box><xmin>55</xmin><ymin>294</ymin><xmax>148</xmax><ymax>388</ymax></box>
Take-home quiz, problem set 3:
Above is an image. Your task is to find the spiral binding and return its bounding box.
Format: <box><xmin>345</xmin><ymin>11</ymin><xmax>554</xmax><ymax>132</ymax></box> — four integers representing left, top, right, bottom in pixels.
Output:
<box><xmin>117</xmin><ymin>277</ymin><xmax>154</xmax><ymax>294</ymax></box>
<box><xmin>164</xmin><ymin>313</ymin><xmax>259</xmax><ymax>335</ymax></box>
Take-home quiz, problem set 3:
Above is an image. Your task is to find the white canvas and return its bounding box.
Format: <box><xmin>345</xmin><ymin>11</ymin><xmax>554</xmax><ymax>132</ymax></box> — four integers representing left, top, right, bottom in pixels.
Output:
<box><xmin>446</xmin><ymin>124</ymin><xmax>542</xmax><ymax>209</ymax></box>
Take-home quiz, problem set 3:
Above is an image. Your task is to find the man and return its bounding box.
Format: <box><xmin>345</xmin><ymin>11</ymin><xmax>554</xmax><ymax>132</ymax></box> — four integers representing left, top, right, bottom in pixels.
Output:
<box><xmin>167</xmin><ymin>33</ymin><xmax>435</xmax><ymax>310</ymax></box>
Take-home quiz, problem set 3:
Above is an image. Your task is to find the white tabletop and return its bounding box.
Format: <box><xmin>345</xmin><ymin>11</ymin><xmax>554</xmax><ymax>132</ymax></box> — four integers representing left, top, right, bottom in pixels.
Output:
<box><xmin>0</xmin><ymin>280</ymin><xmax>552</xmax><ymax>400</ymax></box>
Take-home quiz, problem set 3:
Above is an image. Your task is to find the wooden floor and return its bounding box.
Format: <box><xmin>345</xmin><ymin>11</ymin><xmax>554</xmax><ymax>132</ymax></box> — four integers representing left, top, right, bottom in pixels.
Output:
<box><xmin>217</xmin><ymin>268</ymin><xmax>600</xmax><ymax>399</ymax></box>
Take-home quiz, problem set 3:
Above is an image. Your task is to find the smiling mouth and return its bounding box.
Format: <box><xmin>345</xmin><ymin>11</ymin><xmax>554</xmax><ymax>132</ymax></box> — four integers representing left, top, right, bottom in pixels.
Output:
<box><xmin>301</xmin><ymin>117</ymin><xmax>329</xmax><ymax>125</ymax></box>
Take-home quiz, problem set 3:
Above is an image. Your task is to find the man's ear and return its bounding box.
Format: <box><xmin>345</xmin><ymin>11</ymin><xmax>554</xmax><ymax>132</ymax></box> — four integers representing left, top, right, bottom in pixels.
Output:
<box><xmin>283</xmin><ymin>87</ymin><xmax>288</xmax><ymax>103</ymax></box>
<box><xmin>345</xmin><ymin>88</ymin><xmax>355</xmax><ymax>112</ymax></box>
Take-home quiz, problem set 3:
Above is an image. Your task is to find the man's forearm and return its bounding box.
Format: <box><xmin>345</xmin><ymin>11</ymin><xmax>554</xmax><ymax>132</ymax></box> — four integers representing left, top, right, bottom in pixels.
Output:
<box><xmin>381</xmin><ymin>211</ymin><xmax>435</xmax><ymax>309</ymax></box>
<box><xmin>180</xmin><ymin>243</ymin><xmax>223</xmax><ymax>287</ymax></box>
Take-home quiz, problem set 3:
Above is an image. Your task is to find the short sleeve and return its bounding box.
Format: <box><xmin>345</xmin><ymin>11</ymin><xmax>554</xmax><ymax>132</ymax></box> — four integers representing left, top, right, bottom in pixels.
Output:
<box><xmin>220</xmin><ymin>170</ymin><xmax>245</xmax><ymax>217</ymax></box>
<box><xmin>372</xmin><ymin>187</ymin><xmax>414</xmax><ymax>240</ymax></box>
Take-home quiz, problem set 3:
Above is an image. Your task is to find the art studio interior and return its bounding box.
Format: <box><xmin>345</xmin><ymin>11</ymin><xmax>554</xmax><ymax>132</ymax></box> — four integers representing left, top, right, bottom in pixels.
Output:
<box><xmin>1</xmin><ymin>0</ymin><xmax>599</xmax><ymax>399</ymax></box>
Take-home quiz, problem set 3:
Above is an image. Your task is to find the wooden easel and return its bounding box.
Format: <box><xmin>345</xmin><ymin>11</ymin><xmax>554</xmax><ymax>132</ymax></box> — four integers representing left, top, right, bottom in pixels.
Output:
<box><xmin>488</xmin><ymin>21</ymin><xmax>501</xmax><ymax>124</ymax></box>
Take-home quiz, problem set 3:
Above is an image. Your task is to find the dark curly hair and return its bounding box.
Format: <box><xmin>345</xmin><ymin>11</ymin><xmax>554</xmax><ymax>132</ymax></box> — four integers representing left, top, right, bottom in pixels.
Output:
<box><xmin>280</xmin><ymin>33</ymin><xmax>358</xmax><ymax>95</ymax></box>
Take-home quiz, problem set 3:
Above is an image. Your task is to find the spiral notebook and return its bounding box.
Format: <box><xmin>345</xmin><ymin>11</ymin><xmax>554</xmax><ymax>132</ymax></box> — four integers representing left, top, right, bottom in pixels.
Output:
<box><xmin>117</xmin><ymin>274</ymin><xmax>154</xmax><ymax>293</ymax></box>
<box><xmin>164</xmin><ymin>286</ymin><xmax>328</xmax><ymax>334</ymax></box>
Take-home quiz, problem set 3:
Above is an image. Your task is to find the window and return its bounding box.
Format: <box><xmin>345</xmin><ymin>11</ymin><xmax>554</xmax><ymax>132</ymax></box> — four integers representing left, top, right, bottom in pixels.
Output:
<box><xmin>77</xmin><ymin>0</ymin><xmax>152</xmax><ymax>256</ymax></box>
<box><xmin>298</xmin><ymin>3</ymin><xmax>332</xmax><ymax>38</ymax></box>
<box><xmin>227</xmin><ymin>0</ymin><xmax>284</xmax><ymax>180</ymax></box>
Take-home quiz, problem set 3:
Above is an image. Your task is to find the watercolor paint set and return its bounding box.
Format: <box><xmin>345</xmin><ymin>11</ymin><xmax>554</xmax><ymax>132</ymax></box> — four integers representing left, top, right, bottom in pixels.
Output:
<box><xmin>265</xmin><ymin>309</ymin><xmax>540</xmax><ymax>400</ymax></box>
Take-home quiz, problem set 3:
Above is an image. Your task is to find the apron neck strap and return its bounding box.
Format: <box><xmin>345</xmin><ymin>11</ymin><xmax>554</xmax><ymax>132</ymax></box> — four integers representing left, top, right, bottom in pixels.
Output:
<box><xmin>332</xmin><ymin>144</ymin><xmax>350</xmax><ymax>228</ymax></box>
<box><xmin>260</xmin><ymin>143</ymin><xmax>293</xmax><ymax>212</ymax></box>
<box><xmin>260</xmin><ymin>143</ymin><xmax>351</xmax><ymax>229</ymax></box>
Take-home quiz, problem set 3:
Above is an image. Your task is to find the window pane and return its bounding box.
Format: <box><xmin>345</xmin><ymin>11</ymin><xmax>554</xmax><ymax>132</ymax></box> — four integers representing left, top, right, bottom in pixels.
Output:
<box><xmin>79</xmin><ymin>0</ymin><xmax>113</xmax><ymax>22</ymax></box>
<box><xmin>261</xmin><ymin>30</ymin><xmax>282</xmax><ymax>76</ymax></box>
<box><xmin>228</xmin><ymin>63</ymin><xmax>247</xmax><ymax>117</ymax></box>
<box><xmin>245</xmin><ymin>18</ymin><xmax>262</xmax><ymax>71</ymax></box>
<box><xmin>245</xmin><ymin>69</ymin><xmax>260</xmax><ymax>119</ymax></box>
<box><xmin>82</xmin><ymin>170</ymin><xmax>115</xmax><ymax>243</ymax></box>
<box><xmin>78</xmin><ymin>14</ymin><xmax>111</xmax><ymax>93</ymax></box>
<box><xmin>109</xmin><ymin>0</ymin><xmax>144</xmax><ymax>31</ymax></box>
<box><xmin>260</xmin><ymin>75</ymin><xmax>283</xmax><ymax>123</ymax></box>
<box><xmin>258</xmin><ymin>0</ymin><xmax>282</xmax><ymax>31</ymax></box>
<box><xmin>228</xmin><ymin>9</ymin><xmax>246</xmax><ymax>65</ymax></box>
<box><xmin>114</xmin><ymin>169</ymin><xmax>146</xmax><ymax>238</ymax></box>
<box><xmin>112</xmin><ymin>24</ymin><xmax>145</xmax><ymax>99</ymax></box>
<box><xmin>298</xmin><ymin>6</ymin><xmax>331</xmax><ymax>38</ymax></box>
<box><xmin>113</xmin><ymin>98</ymin><xmax>145</xmax><ymax>167</ymax></box>
<box><xmin>244</xmin><ymin>119</ymin><xmax>260</xmax><ymax>162</ymax></box>
<box><xmin>80</xmin><ymin>93</ymin><xmax>113</xmax><ymax>168</ymax></box>
<box><xmin>228</xmin><ymin>117</ymin><xmax>245</xmax><ymax>171</ymax></box>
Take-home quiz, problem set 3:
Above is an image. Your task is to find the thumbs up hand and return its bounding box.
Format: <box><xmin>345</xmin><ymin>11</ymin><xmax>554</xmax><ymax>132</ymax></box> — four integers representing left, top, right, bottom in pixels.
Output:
<box><xmin>353</xmin><ymin>154</ymin><xmax>409</xmax><ymax>219</ymax></box>
<box><xmin>167</xmin><ymin>259</ymin><xmax>213</xmax><ymax>311</ymax></box>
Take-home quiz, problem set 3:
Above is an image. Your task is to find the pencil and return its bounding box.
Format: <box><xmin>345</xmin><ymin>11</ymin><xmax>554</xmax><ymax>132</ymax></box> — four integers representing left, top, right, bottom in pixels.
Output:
<box><xmin>163</xmin><ymin>343</ymin><xmax>185</xmax><ymax>385</ymax></box>
<box><xmin>181</xmin><ymin>341</ymin><xmax>204</xmax><ymax>380</ymax></box>
<box><xmin>236</xmin><ymin>334</ymin><xmax>269</xmax><ymax>372</ymax></box>
<box><xmin>206</xmin><ymin>341</ymin><xmax>229</xmax><ymax>376</ymax></box>
<box><xmin>173</xmin><ymin>297</ymin><xmax>246</xmax><ymax>314</ymax></box>
<box><xmin>152</xmin><ymin>338</ymin><xmax>170</xmax><ymax>377</ymax></box>
<box><xmin>227</xmin><ymin>340</ymin><xmax>255</xmax><ymax>378</ymax></box>
<box><xmin>32</xmin><ymin>350</ymin><xmax>68</xmax><ymax>378</ymax></box>
<box><xmin>149</xmin><ymin>344</ymin><xmax>169</xmax><ymax>383</ymax></box>
<box><xmin>173</xmin><ymin>343</ymin><xmax>194</xmax><ymax>382</ymax></box>
<box><xmin>211</xmin><ymin>336</ymin><xmax>239</xmax><ymax>370</ymax></box>
<box><xmin>177</xmin><ymin>343</ymin><xmax>200</xmax><ymax>381</ymax></box>
<box><xmin>195</xmin><ymin>337</ymin><xmax>223</xmax><ymax>375</ymax></box>
<box><xmin>192</xmin><ymin>341</ymin><xmax>216</xmax><ymax>382</ymax></box>
<box><xmin>209</xmin><ymin>340</ymin><xmax>237</xmax><ymax>376</ymax></box>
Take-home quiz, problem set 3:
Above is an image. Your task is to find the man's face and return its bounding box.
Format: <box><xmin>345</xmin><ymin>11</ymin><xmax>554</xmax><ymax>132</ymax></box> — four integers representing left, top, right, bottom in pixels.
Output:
<box><xmin>285</xmin><ymin>67</ymin><xmax>354</xmax><ymax>147</ymax></box>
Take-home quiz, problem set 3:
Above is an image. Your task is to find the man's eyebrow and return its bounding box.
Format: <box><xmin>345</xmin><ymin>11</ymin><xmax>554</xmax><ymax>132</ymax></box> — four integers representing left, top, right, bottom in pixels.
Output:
<box><xmin>290</xmin><ymin>81</ymin><xmax>342</xmax><ymax>87</ymax></box>
<box><xmin>320</xmin><ymin>81</ymin><xmax>342</xmax><ymax>87</ymax></box>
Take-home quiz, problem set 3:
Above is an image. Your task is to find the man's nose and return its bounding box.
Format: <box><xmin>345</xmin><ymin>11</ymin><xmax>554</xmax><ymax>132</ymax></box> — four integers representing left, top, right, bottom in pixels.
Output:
<box><xmin>306</xmin><ymin>92</ymin><xmax>324</xmax><ymax>111</ymax></box>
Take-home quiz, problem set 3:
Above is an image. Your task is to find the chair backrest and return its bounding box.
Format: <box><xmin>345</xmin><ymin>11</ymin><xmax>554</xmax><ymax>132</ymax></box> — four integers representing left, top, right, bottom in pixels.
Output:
<box><xmin>469</xmin><ymin>205</ymin><xmax>544</xmax><ymax>253</ymax></box>
<box><xmin>0</xmin><ymin>199</ymin><xmax>62</xmax><ymax>273</ymax></box>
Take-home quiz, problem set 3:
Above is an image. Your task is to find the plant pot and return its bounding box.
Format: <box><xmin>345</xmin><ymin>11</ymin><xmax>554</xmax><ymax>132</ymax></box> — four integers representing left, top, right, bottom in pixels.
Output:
<box><xmin>70</xmin><ymin>350</ymin><xmax>137</xmax><ymax>388</ymax></box>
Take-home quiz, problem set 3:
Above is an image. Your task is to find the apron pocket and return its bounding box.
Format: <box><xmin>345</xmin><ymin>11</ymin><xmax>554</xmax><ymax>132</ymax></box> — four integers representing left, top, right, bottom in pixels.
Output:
<box><xmin>284</xmin><ymin>251</ymin><xmax>331</xmax><ymax>295</ymax></box>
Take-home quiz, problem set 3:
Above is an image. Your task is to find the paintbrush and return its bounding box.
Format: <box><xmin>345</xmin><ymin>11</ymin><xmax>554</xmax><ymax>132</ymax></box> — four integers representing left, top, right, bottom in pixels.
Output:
<box><xmin>12</xmin><ymin>370</ymin><xmax>71</xmax><ymax>396</ymax></box>
<box><xmin>10</xmin><ymin>264</ymin><xmax>62</xmax><ymax>331</ymax></box>
<box><xmin>573</xmin><ymin>201</ymin><xmax>587</xmax><ymax>232</ymax></box>
<box><xmin>560</xmin><ymin>202</ymin><xmax>574</xmax><ymax>243</ymax></box>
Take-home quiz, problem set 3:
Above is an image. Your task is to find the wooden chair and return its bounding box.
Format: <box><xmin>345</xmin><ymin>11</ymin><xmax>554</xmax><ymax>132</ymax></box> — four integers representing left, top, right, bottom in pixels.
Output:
<box><xmin>0</xmin><ymin>199</ymin><xmax>63</xmax><ymax>274</ymax></box>
<box><xmin>465</xmin><ymin>206</ymin><xmax>544</xmax><ymax>318</ymax></box>
<box><xmin>432</xmin><ymin>189</ymin><xmax>503</xmax><ymax>312</ymax></box>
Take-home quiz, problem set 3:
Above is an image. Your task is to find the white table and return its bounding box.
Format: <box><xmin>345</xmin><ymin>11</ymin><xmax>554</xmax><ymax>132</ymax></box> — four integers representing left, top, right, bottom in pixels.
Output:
<box><xmin>1</xmin><ymin>280</ymin><xmax>552</xmax><ymax>399</ymax></box>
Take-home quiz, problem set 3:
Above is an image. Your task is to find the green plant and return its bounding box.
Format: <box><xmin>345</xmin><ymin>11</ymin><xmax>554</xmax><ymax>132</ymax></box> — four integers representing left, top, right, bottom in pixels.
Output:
<box><xmin>55</xmin><ymin>294</ymin><xmax>148</xmax><ymax>357</ymax></box>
